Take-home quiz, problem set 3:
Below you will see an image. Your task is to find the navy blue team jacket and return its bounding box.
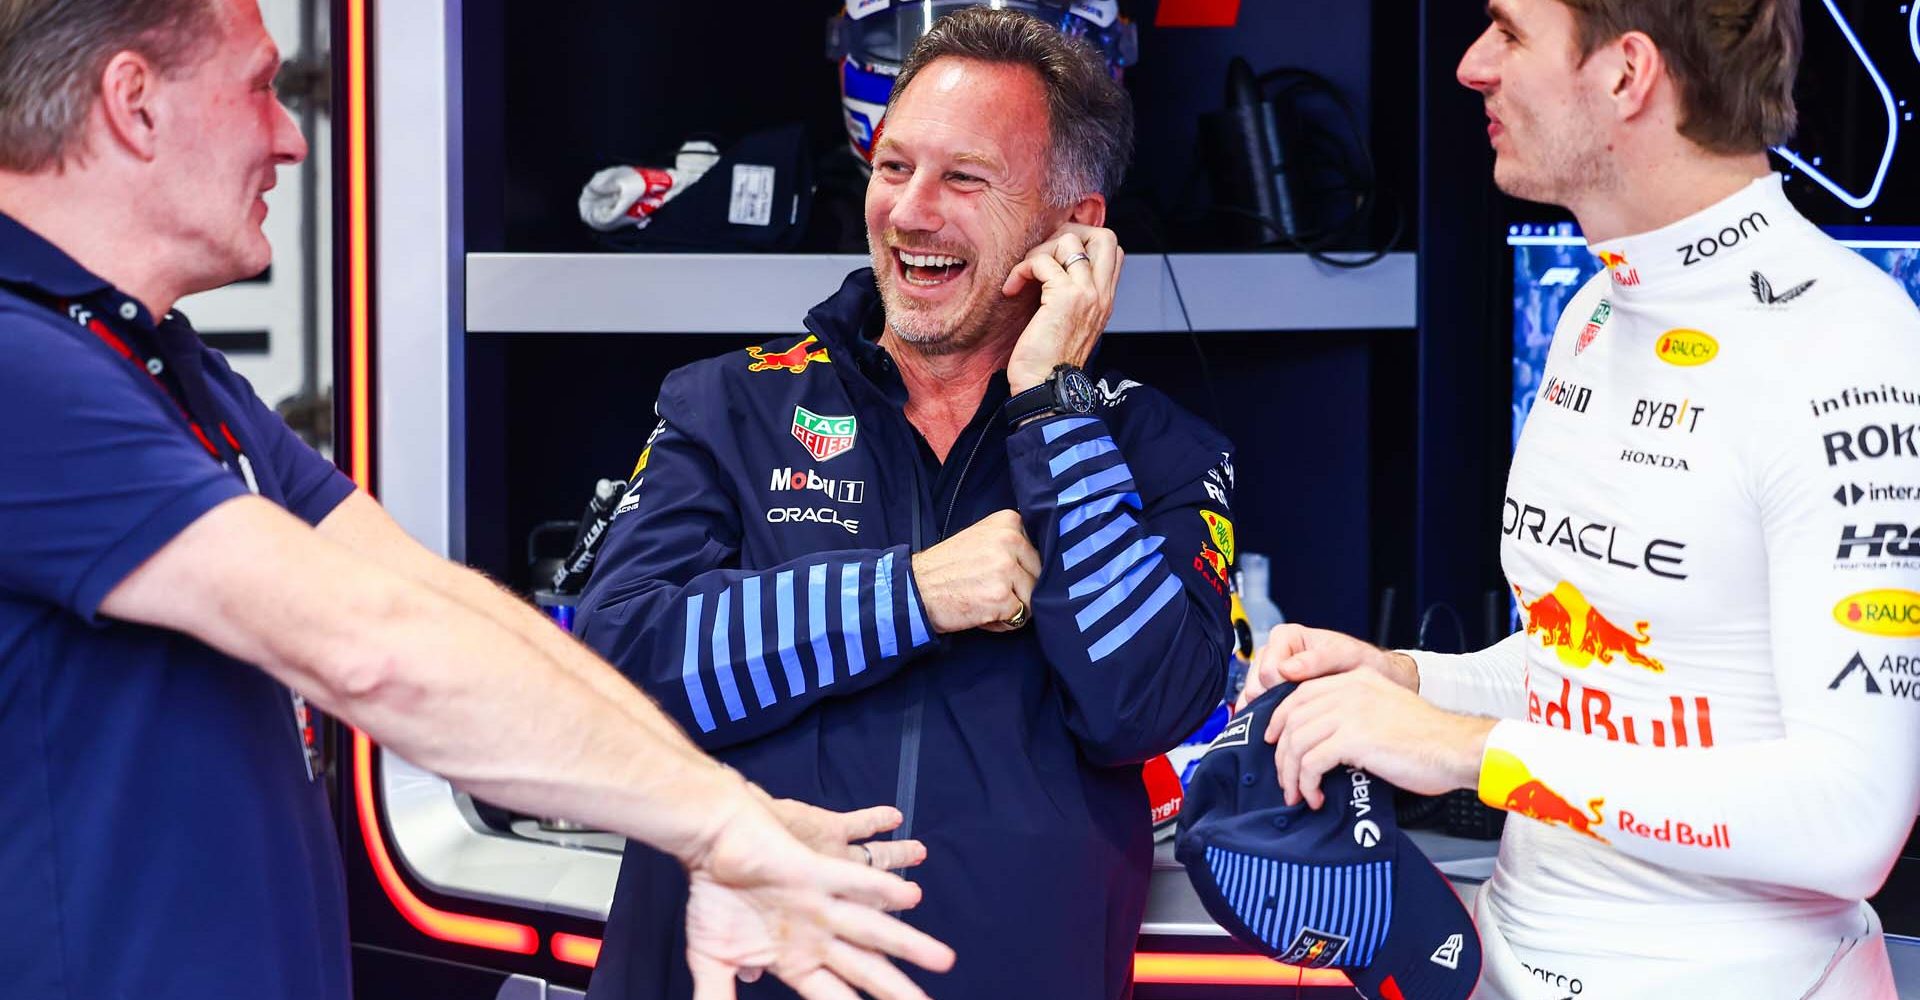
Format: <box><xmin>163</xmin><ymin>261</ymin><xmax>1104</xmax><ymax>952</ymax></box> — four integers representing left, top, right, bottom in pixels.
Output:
<box><xmin>577</xmin><ymin>270</ymin><xmax>1235</xmax><ymax>999</ymax></box>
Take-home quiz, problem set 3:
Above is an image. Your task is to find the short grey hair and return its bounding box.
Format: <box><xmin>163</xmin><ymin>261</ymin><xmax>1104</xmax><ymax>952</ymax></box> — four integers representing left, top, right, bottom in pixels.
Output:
<box><xmin>0</xmin><ymin>0</ymin><xmax>222</xmax><ymax>172</ymax></box>
<box><xmin>889</xmin><ymin>6</ymin><xmax>1134</xmax><ymax>207</ymax></box>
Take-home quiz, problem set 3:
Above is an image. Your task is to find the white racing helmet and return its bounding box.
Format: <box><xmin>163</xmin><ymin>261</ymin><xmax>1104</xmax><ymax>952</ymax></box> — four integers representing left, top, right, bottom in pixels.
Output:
<box><xmin>825</xmin><ymin>0</ymin><xmax>1136</xmax><ymax>163</ymax></box>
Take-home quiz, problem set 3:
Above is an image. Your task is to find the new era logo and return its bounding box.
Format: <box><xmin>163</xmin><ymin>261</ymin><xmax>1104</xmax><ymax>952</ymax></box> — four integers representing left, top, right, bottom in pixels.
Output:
<box><xmin>1430</xmin><ymin>933</ymin><xmax>1464</xmax><ymax>970</ymax></box>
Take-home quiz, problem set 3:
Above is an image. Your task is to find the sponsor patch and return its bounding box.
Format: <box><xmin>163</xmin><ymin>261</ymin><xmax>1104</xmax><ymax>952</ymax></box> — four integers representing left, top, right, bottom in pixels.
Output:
<box><xmin>769</xmin><ymin>466</ymin><xmax>865</xmax><ymax>504</ymax></box>
<box><xmin>1206</xmin><ymin>712</ymin><xmax>1254</xmax><ymax>752</ymax></box>
<box><xmin>1279</xmin><ymin>928</ymin><xmax>1351</xmax><ymax>969</ymax></box>
<box><xmin>791</xmin><ymin>406</ymin><xmax>857</xmax><ymax>462</ymax></box>
<box><xmin>1828</xmin><ymin>650</ymin><xmax>1920</xmax><ymax>701</ymax></box>
<box><xmin>1200</xmin><ymin>510</ymin><xmax>1236</xmax><ymax>563</ymax></box>
<box><xmin>1574</xmin><ymin>299</ymin><xmax>1610</xmax><ymax>356</ymax></box>
<box><xmin>1654</xmin><ymin>329</ymin><xmax>1718</xmax><ymax>367</ymax></box>
<box><xmin>747</xmin><ymin>334</ymin><xmax>831</xmax><ymax>374</ymax></box>
<box><xmin>1834</xmin><ymin>589</ymin><xmax>1920</xmax><ymax>637</ymax></box>
<box><xmin>766</xmin><ymin>506</ymin><xmax>860</xmax><ymax>535</ymax></box>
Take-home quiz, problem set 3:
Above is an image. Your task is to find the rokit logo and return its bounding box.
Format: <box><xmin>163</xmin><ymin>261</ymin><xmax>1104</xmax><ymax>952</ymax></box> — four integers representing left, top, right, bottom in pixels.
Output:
<box><xmin>1822</xmin><ymin>423</ymin><xmax>1920</xmax><ymax>467</ymax></box>
<box><xmin>1619</xmin><ymin>449</ymin><xmax>1689</xmax><ymax>472</ymax></box>
<box><xmin>1538</xmin><ymin>376</ymin><xmax>1593</xmax><ymax>413</ymax></box>
<box><xmin>1503</xmin><ymin>498</ymin><xmax>1689</xmax><ymax>579</ymax></box>
<box><xmin>1828</xmin><ymin>651</ymin><xmax>1920</xmax><ymax>701</ymax></box>
<box><xmin>766</xmin><ymin>507</ymin><xmax>860</xmax><ymax>535</ymax></box>
<box><xmin>1630</xmin><ymin>398</ymin><xmax>1705</xmax><ymax>434</ymax></box>
<box><xmin>1834</xmin><ymin>523</ymin><xmax>1920</xmax><ymax>565</ymax></box>
<box><xmin>768</xmin><ymin>467</ymin><xmax>865</xmax><ymax>504</ymax></box>
<box><xmin>1677</xmin><ymin>210</ymin><xmax>1768</xmax><ymax>266</ymax></box>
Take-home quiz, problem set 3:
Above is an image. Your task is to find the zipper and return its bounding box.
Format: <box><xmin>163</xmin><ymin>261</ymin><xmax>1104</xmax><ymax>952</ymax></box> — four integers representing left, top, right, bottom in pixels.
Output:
<box><xmin>894</xmin><ymin>451</ymin><xmax>928</xmax><ymax>845</ymax></box>
<box><xmin>942</xmin><ymin>422</ymin><xmax>992</xmax><ymax>538</ymax></box>
<box><xmin>893</xmin><ymin>414</ymin><xmax>991</xmax><ymax>846</ymax></box>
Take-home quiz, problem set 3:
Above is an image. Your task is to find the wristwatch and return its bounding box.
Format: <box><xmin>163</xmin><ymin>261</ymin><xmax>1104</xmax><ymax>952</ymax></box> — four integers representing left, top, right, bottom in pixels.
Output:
<box><xmin>1004</xmin><ymin>364</ymin><xmax>1098</xmax><ymax>427</ymax></box>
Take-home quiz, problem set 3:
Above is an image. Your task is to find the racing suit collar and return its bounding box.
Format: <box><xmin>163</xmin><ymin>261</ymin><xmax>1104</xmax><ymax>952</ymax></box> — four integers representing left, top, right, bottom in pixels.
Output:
<box><xmin>1586</xmin><ymin>173</ymin><xmax>1794</xmax><ymax>298</ymax></box>
<box><xmin>802</xmin><ymin>268</ymin><xmax>902</xmax><ymax>396</ymax></box>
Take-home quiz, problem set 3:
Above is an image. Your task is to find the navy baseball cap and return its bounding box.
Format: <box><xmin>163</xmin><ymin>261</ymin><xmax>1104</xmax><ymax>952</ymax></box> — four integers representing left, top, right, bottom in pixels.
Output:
<box><xmin>1174</xmin><ymin>683</ymin><xmax>1480</xmax><ymax>1000</ymax></box>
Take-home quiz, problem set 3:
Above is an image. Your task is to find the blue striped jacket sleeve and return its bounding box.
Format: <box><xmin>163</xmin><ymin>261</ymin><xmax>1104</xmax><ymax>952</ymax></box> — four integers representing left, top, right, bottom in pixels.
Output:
<box><xmin>1007</xmin><ymin>411</ymin><xmax>1233</xmax><ymax>766</ymax></box>
<box><xmin>573</xmin><ymin>415</ymin><xmax>937</xmax><ymax>750</ymax></box>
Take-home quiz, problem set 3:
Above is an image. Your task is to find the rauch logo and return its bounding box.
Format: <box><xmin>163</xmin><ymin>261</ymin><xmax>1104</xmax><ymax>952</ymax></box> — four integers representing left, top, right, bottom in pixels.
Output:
<box><xmin>1654</xmin><ymin>329</ymin><xmax>1718</xmax><ymax>367</ymax></box>
<box><xmin>1833</xmin><ymin>589</ymin><xmax>1920</xmax><ymax>637</ymax></box>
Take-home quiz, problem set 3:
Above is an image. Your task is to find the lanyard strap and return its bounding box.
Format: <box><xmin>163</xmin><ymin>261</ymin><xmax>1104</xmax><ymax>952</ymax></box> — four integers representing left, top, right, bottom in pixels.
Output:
<box><xmin>53</xmin><ymin>297</ymin><xmax>254</xmax><ymax>485</ymax></box>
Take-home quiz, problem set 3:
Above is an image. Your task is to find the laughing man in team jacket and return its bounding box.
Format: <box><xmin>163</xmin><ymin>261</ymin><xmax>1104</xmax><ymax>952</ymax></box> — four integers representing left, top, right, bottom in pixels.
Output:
<box><xmin>577</xmin><ymin>10</ymin><xmax>1235</xmax><ymax>1000</ymax></box>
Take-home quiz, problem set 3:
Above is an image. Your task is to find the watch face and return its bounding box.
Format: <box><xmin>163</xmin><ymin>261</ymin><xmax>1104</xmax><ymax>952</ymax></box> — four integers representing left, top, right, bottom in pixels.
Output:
<box><xmin>1060</xmin><ymin>370</ymin><xmax>1097</xmax><ymax>413</ymax></box>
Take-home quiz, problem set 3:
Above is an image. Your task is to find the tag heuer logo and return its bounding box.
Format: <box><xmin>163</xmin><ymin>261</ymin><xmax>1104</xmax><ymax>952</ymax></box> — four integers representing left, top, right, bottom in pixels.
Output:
<box><xmin>791</xmin><ymin>406</ymin><xmax>857</xmax><ymax>462</ymax></box>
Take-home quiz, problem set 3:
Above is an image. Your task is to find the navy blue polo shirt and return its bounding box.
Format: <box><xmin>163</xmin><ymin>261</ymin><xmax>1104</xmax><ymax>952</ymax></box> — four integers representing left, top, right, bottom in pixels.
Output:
<box><xmin>0</xmin><ymin>213</ymin><xmax>355</xmax><ymax>999</ymax></box>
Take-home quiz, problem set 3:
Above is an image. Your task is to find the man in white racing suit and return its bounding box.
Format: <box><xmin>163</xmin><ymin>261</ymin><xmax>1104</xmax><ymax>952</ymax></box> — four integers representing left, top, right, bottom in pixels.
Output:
<box><xmin>1238</xmin><ymin>0</ymin><xmax>1920</xmax><ymax>996</ymax></box>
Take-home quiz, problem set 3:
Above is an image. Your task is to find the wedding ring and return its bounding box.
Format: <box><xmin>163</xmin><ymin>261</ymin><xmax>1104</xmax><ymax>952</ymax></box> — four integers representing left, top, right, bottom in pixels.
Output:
<box><xmin>1062</xmin><ymin>252</ymin><xmax>1091</xmax><ymax>270</ymax></box>
<box><xmin>1004</xmin><ymin>600</ymin><xmax>1030</xmax><ymax>629</ymax></box>
<box><xmin>858</xmin><ymin>843</ymin><xmax>874</xmax><ymax>867</ymax></box>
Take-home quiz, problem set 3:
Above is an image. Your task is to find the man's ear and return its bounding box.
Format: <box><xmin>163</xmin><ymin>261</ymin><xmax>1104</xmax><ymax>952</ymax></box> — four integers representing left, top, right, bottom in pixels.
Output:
<box><xmin>98</xmin><ymin>50</ymin><xmax>162</xmax><ymax>161</ymax></box>
<box><xmin>1068</xmin><ymin>192</ymin><xmax>1107</xmax><ymax>228</ymax></box>
<box><xmin>1609</xmin><ymin>31</ymin><xmax>1664</xmax><ymax>124</ymax></box>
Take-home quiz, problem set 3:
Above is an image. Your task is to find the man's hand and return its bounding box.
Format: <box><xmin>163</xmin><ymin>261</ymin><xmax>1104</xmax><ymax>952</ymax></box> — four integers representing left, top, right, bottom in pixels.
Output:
<box><xmin>910</xmin><ymin>510</ymin><xmax>1040</xmax><ymax>634</ymax></box>
<box><xmin>683</xmin><ymin>797</ymin><xmax>955</xmax><ymax>1000</ymax></box>
<box><xmin>1002</xmin><ymin>224</ymin><xmax>1123</xmax><ymax>393</ymax></box>
<box><xmin>765</xmin><ymin>799</ymin><xmax>929</xmax><ymax>876</ymax></box>
<box><xmin>1239</xmin><ymin>623</ymin><xmax>1421</xmax><ymax>709</ymax></box>
<box><xmin>1263</xmin><ymin>669</ymin><xmax>1495</xmax><ymax>809</ymax></box>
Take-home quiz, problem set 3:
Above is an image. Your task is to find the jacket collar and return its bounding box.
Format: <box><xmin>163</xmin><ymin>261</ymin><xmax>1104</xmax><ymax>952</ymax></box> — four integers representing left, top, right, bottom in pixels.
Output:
<box><xmin>0</xmin><ymin>211</ymin><xmax>113</xmax><ymax>299</ymax></box>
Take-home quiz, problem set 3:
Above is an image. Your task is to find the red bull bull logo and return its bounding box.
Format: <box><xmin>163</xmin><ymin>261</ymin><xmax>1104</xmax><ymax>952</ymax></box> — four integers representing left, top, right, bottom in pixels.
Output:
<box><xmin>1480</xmin><ymin>749</ymin><xmax>1608</xmax><ymax>843</ymax></box>
<box><xmin>1596</xmin><ymin>250</ymin><xmax>1640</xmax><ymax>287</ymax></box>
<box><xmin>747</xmin><ymin>334</ymin><xmax>832</xmax><ymax>374</ymax></box>
<box><xmin>1193</xmin><ymin>548</ymin><xmax>1228</xmax><ymax>595</ymax></box>
<box><xmin>1515</xmin><ymin>582</ymin><xmax>1664</xmax><ymax>673</ymax></box>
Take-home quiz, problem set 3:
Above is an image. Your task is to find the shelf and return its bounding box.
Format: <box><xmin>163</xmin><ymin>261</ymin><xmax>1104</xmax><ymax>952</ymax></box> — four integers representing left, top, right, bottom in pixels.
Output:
<box><xmin>465</xmin><ymin>252</ymin><xmax>1416</xmax><ymax>335</ymax></box>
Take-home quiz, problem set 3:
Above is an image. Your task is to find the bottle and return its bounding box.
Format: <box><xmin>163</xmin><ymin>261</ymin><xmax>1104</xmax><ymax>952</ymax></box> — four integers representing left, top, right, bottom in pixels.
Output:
<box><xmin>1236</xmin><ymin>552</ymin><xmax>1286</xmax><ymax>652</ymax></box>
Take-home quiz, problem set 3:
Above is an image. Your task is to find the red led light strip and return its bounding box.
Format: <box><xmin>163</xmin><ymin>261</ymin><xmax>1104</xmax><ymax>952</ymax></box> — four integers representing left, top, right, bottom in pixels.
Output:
<box><xmin>342</xmin><ymin>0</ymin><xmax>534</xmax><ymax>960</ymax></box>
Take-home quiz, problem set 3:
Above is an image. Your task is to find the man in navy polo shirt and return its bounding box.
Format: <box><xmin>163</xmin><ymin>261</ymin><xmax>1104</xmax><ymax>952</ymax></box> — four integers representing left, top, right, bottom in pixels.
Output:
<box><xmin>0</xmin><ymin>2</ymin><xmax>952</xmax><ymax>998</ymax></box>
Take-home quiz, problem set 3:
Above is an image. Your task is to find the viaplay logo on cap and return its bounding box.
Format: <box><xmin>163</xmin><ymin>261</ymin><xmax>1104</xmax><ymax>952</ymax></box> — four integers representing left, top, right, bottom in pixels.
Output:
<box><xmin>791</xmin><ymin>406</ymin><xmax>857</xmax><ymax>462</ymax></box>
